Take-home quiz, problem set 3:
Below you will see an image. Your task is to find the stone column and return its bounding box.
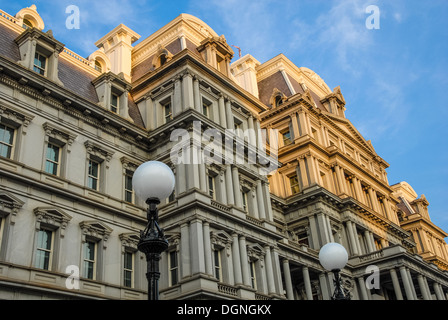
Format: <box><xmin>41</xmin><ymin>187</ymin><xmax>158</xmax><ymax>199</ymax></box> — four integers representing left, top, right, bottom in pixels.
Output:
<box><xmin>390</xmin><ymin>268</ymin><xmax>403</xmax><ymax>300</ymax></box>
<box><xmin>232</xmin><ymin>166</ymin><xmax>243</xmax><ymax>208</ymax></box>
<box><xmin>302</xmin><ymin>266</ymin><xmax>313</xmax><ymax>300</ymax></box>
<box><xmin>399</xmin><ymin>266</ymin><xmax>415</xmax><ymax>300</ymax></box>
<box><xmin>346</xmin><ymin>221</ymin><xmax>359</xmax><ymax>256</ymax></box>
<box><xmin>417</xmin><ymin>275</ymin><xmax>431</xmax><ymax>300</ymax></box>
<box><xmin>180</xmin><ymin>222</ymin><xmax>191</xmax><ymax>278</ymax></box>
<box><xmin>298</xmin><ymin>157</ymin><xmax>309</xmax><ymax>188</ymax></box>
<box><xmin>319</xmin><ymin>273</ymin><xmax>330</xmax><ymax>300</ymax></box>
<box><xmin>282</xmin><ymin>259</ymin><xmax>294</xmax><ymax>300</ymax></box>
<box><xmin>232</xmin><ymin>233</ymin><xmax>242</xmax><ymax>285</ymax></box>
<box><xmin>434</xmin><ymin>282</ymin><xmax>446</xmax><ymax>300</ymax></box>
<box><xmin>290</xmin><ymin>113</ymin><xmax>300</xmax><ymax>140</ymax></box>
<box><xmin>264</xmin><ymin>246</ymin><xmax>276</xmax><ymax>294</ymax></box>
<box><xmin>357</xmin><ymin>277</ymin><xmax>368</xmax><ymax>300</ymax></box>
<box><xmin>198</xmin><ymin>147</ymin><xmax>207</xmax><ymax>194</ymax></box>
<box><xmin>248</xmin><ymin>115</ymin><xmax>256</xmax><ymax>146</ymax></box>
<box><xmin>239</xmin><ymin>236</ymin><xmax>251</xmax><ymax>287</ymax></box>
<box><xmin>173</xmin><ymin>76</ymin><xmax>182</xmax><ymax>117</ymax></box>
<box><xmin>309</xmin><ymin>215</ymin><xmax>320</xmax><ymax>250</ymax></box>
<box><xmin>263</xmin><ymin>182</ymin><xmax>274</xmax><ymax>222</ymax></box>
<box><xmin>187</xmin><ymin>145</ymin><xmax>200</xmax><ymax>190</ymax></box>
<box><xmin>225</xmin><ymin>165</ymin><xmax>235</xmax><ymax>205</ymax></box>
<box><xmin>218</xmin><ymin>94</ymin><xmax>227</xmax><ymax>128</ymax></box>
<box><xmin>182</xmin><ymin>72</ymin><xmax>194</xmax><ymax>111</ymax></box>
<box><xmin>190</xmin><ymin>219</ymin><xmax>205</xmax><ymax>274</ymax></box>
<box><xmin>193</xmin><ymin>75</ymin><xmax>201</xmax><ymax>113</ymax></box>
<box><xmin>317</xmin><ymin>213</ymin><xmax>330</xmax><ymax>245</ymax></box>
<box><xmin>256</xmin><ymin>180</ymin><xmax>266</xmax><ymax>220</ymax></box>
<box><xmin>225</xmin><ymin>99</ymin><xmax>234</xmax><ymax>130</ymax></box>
<box><xmin>203</xmin><ymin>221</ymin><xmax>213</xmax><ymax>276</ymax></box>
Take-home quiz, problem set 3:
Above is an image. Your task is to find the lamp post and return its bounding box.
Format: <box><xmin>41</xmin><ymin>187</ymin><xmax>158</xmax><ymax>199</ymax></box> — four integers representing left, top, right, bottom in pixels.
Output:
<box><xmin>318</xmin><ymin>242</ymin><xmax>350</xmax><ymax>300</ymax></box>
<box><xmin>133</xmin><ymin>161</ymin><xmax>175</xmax><ymax>300</ymax></box>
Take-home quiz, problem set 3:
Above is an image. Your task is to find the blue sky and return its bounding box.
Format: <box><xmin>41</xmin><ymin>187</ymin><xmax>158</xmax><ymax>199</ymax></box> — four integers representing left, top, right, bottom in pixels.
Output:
<box><xmin>2</xmin><ymin>0</ymin><xmax>447</xmax><ymax>234</ymax></box>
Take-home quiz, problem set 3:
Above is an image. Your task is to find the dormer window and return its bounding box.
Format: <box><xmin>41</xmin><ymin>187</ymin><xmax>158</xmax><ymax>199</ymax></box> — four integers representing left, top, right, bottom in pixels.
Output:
<box><xmin>111</xmin><ymin>93</ymin><xmax>119</xmax><ymax>113</ymax></box>
<box><xmin>33</xmin><ymin>52</ymin><xmax>47</xmax><ymax>75</ymax></box>
<box><xmin>94</xmin><ymin>60</ymin><xmax>103</xmax><ymax>72</ymax></box>
<box><xmin>22</xmin><ymin>18</ymin><xmax>33</xmax><ymax>30</ymax></box>
<box><xmin>275</xmin><ymin>95</ymin><xmax>283</xmax><ymax>107</ymax></box>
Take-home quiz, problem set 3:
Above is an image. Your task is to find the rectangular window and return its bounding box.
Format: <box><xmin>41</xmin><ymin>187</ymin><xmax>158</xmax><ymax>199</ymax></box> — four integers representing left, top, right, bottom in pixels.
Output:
<box><xmin>169</xmin><ymin>251</ymin><xmax>179</xmax><ymax>286</ymax></box>
<box><xmin>249</xmin><ymin>261</ymin><xmax>257</xmax><ymax>289</ymax></box>
<box><xmin>282</xmin><ymin>131</ymin><xmax>292</xmax><ymax>146</ymax></box>
<box><xmin>0</xmin><ymin>124</ymin><xmax>14</xmax><ymax>158</ymax></box>
<box><xmin>88</xmin><ymin>159</ymin><xmax>100</xmax><ymax>190</ymax></box>
<box><xmin>164</xmin><ymin>102</ymin><xmax>173</xmax><ymax>123</ymax></box>
<box><xmin>289</xmin><ymin>175</ymin><xmax>300</xmax><ymax>195</ymax></box>
<box><xmin>208</xmin><ymin>175</ymin><xmax>216</xmax><ymax>200</ymax></box>
<box><xmin>35</xmin><ymin>229</ymin><xmax>53</xmax><ymax>270</ymax></box>
<box><xmin>124</xmin><ymin>170</ymin><xmax>134</xmax><ymax>203</ymax></box>
<box><xmin>111</xmin><ymin>93</ymin><xmax>119</xmax><ymax>113</ymax></box>
<box><xmin>83</xmin><ymin>241</ymin><xmax>96</xmax><ymax>279</ymax></box>
<box><xmin>214</xmin><ymin>250</ymin><xmax>222</xmax><ymax>281</ymax></box>
<box><xmin>242</xmin><ymin>191</ymin><xmax>249</xmax><ymax>212</ymax></box>
<box><xmin>123</xmin><ymin>251</ymin><xmax>134</xmax><ymax>288</ymax></box>
<box><xmin>45</xmin><ymin>143</ymin><xmax>60</xmax><ymax>175</ymax></box>
<box><xmin>33</xmin><ymin>52</ymin><xmax>47</xmax><ymax>75</ymax></box>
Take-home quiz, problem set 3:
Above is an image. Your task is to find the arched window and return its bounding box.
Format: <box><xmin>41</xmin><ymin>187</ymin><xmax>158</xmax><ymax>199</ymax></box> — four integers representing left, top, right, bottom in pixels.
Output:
<box><xmin>159</xmin><ymin>54</ymin><xmax>168</xmax><ymax>67</ymax></box>
<box><xmin>22</xmin><ymin>18</ymin><xmax>33</xmax><ymax>29</ymax></box>
<box><xmin>94</xmin><ymin>60</ymin><xmax>103</xmax><ymax>73</ymax></box>
<box><xmin>275</xmin><ymin>95</ymin><xmax>283</xmax><ymax>107</ymax></box>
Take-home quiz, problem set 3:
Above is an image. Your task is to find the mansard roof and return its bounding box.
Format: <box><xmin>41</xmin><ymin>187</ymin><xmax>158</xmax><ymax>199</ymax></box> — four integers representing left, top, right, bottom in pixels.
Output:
<box><xmin>0</xmin><ymin>22</ymin><xmax>144</xmax><ymax>128</ymax></box>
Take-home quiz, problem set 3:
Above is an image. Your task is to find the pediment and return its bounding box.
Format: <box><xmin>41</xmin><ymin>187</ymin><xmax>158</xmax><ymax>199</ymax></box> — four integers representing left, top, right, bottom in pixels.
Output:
<box><xmin>324</xmin><ymin>113</ymin><xmax>377</xmax><ymax>155</ymax></box>
<box><xmin>0</xmin><ymin>191</ymin><xmax>25</xmax><ymax>208</ymax></box>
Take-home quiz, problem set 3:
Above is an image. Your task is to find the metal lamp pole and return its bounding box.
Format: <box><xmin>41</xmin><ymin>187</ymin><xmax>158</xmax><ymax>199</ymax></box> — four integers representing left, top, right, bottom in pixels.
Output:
<box><xmin>137</xmin><ymin>198</ymin><xmax>168</xmax><ymax>300</ymax></box>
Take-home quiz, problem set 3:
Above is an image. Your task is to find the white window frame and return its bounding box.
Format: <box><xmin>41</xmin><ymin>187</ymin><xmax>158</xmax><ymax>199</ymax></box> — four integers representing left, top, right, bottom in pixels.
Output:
<box><xmin>83</xmin><ymin>240</ymin><xmax>97</xmax><ymax>280</ymax></box>
<box><xmin>168</xmin><ymin>250</ymin><xmax>179</xmax><ymax>286</ymax></box>
<box><xmin>123</xmin><ymin>250</ymin><xmax>134</xmax><ymax>288</ymax></box>
<box><xmin>35</xmin><ymin>228</ymin><xmax>54</xmax><ymax>270</ymax></box>
<box><xmin>87</xmin><ymin>159</ymin><xmax>101</xmax><ymax>191</ymax></box>
<box><xmin>45</xmin><ymin>142</ymin><xmax>61</xmax><ymax>176</ymax></box>
<box><xmin>33</xmin><ymin>51</ymin><xmax>47</xmax><ymax>76</ymax></box>
<box><xmin>0</xmin><ymin>123</ymin><xmax>15</xmax><ymax>159</ymax></box>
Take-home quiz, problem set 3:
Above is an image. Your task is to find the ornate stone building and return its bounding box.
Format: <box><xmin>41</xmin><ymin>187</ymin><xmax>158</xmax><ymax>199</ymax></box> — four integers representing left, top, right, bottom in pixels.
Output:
<box><xmin>0</xmin><ymin>5</ymin><xmax>447</xmax><ymax>300</ymax></box>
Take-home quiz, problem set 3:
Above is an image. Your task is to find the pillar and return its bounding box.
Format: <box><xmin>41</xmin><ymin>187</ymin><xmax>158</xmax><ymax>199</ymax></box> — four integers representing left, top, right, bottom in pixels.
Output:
<box><xmin>239</xmin><ymin>236</ymin><xmax>251</xmax><ymax>287</ymax></box>
<box><xmin>390</xmin><ymin>268</ymin><xmax>403</xmax><ymax>300</ymax></box>
<box><xmin>180</xmin><ymin>222</ymin><xmax>191</xmax><ymax>278</ymax></box>
<box><xmin>232</xmin><ymin>233</ymin><xmax>242</xmax><ymax>285</ymax></box>
<box><xmin>282</xmin><ymin>260</ymin><xmax>294</xmax><ymax>300</ymax></box>
<box><xmin>203</xmin><ymin>221</ymin><xmax>213</xmax><ymax>276</ymax></box>
<box><xmin>417</xmin><ymin>275</ymin><xmax>431</xmax><ymax>300</ymax></box>
<box><xmin>225</xmin><ymin>99</ymin><xmax>234</xmax><ymax>130</ymax></box>
<box><xmin>256</xmin><ymin>180</ymin><xmax>266</xmax><ymax>220</ymax></box>
<box><xmin>264</xmin><ymin>246</ymin><xmax>276</xmax><ymax>294</ymax></box>
<box><xmin>190</xmin><ymin>219</ymin><xmax>205</xmax><ymax>274</ymax></box>
<box><xmin>399</xmin><ymin>266</ymin><xmax>415</xmax><ymax>300</ymax></box>
<box><xmin>358</xmin><ymin>277</ymin><xmax>368</xmax><ymax>300</ymax></box>
<box><xmin>346</xmin><ymin>221</ymin><xmax>359</xmax><ymax>256</ymax></box>
<box><xmin>218</xmin><ymin>94</ymin><xmax>227</xmax><ymax>128</ymax></box>
<box><xmin>225</xmin><ymin>165</ymin><xmax>235</xmax><ymax>205</ymax></box>
<box><xmin>193</xmin><ymin>76</ymin><xmax>201</xmax><ymax>113</ymax></box>
<box><xmin>302</xmin><ymin>266</ymin><xmax>313</xmax><ymax>300</ymax></box>
<box><xmin>232</xmin><ymin>166</ymin><xmax>243</xmax><ymax>208</ymax></box>
<box><xmin>182</xmin><ymin>72</ymin><xmax>194</xmax><ymax>110</ymax></box>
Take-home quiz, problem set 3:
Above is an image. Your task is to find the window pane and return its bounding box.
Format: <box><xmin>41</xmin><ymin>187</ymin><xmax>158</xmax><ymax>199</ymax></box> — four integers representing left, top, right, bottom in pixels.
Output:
<box><xmin>0</xmin><ymin>124</ymin><xmax>13</xmax><ymax>158</ymax></box>
<box><xmin>84</xmin><ymin>241</ymin><xmax>95</xmax><ymax>260</ymax></box>
<box><xmin>35</xmin><ymin>250</ymin><xmax>50</xmax><ymax>270</ymax></box>
<box><xmin>84</xmin><ymin>261</ymin><xmax>94</xmax><ymax>279</ymax></box>
<box><xmin>124</xmin><ymin>252</ymin><xmax>133</xmax><ymax>269</ymax></box>
<box><xmin>37</xmin><ymin>229</ymin><xmax>52</xmax><ymax>250</ymax></box>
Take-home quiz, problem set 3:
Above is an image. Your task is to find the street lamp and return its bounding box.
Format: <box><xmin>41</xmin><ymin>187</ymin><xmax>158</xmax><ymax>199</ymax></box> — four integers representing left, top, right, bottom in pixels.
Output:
<box><xmin>133</xmin><ymin>161</ymin><xmax>175</xmax><ymax>300</ymax></box>
<box><xmin>318</xmin><ymin>242</ymin><xmax>350</xmax><ymax>300</ymax></box>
